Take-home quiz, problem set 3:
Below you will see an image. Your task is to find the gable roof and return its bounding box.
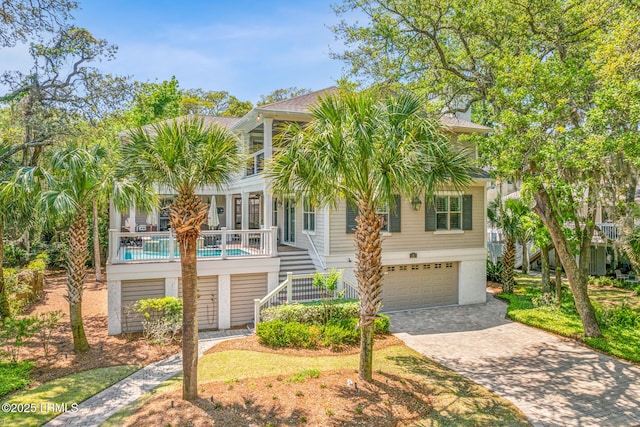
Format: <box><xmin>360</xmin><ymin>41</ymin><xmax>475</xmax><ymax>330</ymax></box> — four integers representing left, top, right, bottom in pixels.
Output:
<box><xmin>256</xmin><ymin>87</ymin><xmax>338</xmax><ymax>114</ymax></box>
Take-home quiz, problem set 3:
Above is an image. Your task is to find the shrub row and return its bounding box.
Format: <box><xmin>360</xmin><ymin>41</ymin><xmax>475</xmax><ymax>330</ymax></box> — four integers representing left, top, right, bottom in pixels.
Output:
<box><xmin>256</xmin><ymin>315</ymin><xmax>390</xmax><ymax>350</ymax></box>
<box><xmin>260</xmin><ymin>300</ymin><xmax>360</xmax><ymax>325</ymax></box>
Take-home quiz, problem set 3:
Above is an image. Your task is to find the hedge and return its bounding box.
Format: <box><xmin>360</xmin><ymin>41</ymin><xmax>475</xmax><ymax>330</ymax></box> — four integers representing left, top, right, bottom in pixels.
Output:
<box><xmin>260</xmin><ymin>299</ymin><xmax>360</xmax><ymax>325</ymax></box>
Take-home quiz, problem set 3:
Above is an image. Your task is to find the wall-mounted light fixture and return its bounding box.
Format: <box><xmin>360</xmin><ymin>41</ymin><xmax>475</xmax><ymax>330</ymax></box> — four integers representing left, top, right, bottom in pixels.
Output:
<box><xmin>411</xmin><ymin>197</ymin><xmax>422</xmax><ymax>211</ymax></box>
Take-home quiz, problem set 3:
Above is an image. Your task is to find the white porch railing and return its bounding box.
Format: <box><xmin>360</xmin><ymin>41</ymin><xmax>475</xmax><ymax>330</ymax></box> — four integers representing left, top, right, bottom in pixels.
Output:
<box><xmin>108</xmin><ymin>226</ymin><xmax>278</xmax><ymax>264</ymax></box>
<box><xmin>253</xmin><ymin>271</ymin><xmax>359</xmax><ymax>325</ymax></box>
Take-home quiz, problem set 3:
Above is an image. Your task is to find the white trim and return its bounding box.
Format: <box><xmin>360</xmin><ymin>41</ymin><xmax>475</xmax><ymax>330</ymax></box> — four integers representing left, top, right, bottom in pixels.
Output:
<box><xmin>323</xmin><ymin>205</ymin><xmax>330</xmax><ymax>256</ymax></box>
<box><xmin>433</xmin><ymin>230</ymin><xmax>465</xmax><ymax>235</ymax></box>
<box><xmin>218</xmin><ymin>274</ymin><xmax>231</xmax><ymax>329</ymax></box>
<box><xmin>107</xmin><ymin>280</ymin><xmax>122</xmax><ymax>335</ymax></box>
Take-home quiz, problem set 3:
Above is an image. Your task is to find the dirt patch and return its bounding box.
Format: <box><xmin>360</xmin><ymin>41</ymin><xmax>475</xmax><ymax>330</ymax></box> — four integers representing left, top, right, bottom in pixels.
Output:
<box><xmin>486</xmin><ymin>281</ymin><xmax>502</xmax><ymax>294</ymax></box>
<box><xmin>122</xmin><ymin>368</ymin><xmax>435</xmax><ymax>427</ymax></box>
<box><xmin>17</xmin><ymin>270</ymin><xmax>180</xmax><ymax>386</ymax></box>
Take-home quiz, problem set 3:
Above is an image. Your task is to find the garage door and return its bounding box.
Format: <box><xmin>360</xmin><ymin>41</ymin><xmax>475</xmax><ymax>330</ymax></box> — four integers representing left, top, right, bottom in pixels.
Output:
<box><xmin>121</xmin><ymin>279</ymin><xmax>165</xmax><ymax>333</ymax></box>
<box><xmin>179</xmin><ymin>276</ymin><xmax>218</xmax><ymax>330</ymax></box>
<box><xmin>231</xmin><ymin>273</ymin><xmax>268</xmax><ymax>327</ymax></box>
<box><xmin>381</xmin><ymin>262</ymin><xmax>458</xmax><ymax>311</ymax></box>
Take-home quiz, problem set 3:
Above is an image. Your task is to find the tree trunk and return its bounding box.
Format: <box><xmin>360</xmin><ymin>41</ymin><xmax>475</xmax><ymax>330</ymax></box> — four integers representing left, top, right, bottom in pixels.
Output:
<box><xmin>502</xmin><ymin>238</ymin><xmax>516</xmax><ymax>293</ymax></box>
<box><xmin>0</xmin><ymin>217</ymin><xmax>9</xmax><ymax>320</ymax></box>
<box><xmin>354</xmin><ymin>202</ymin><xmax>384</xmax><ymax>383</ymax></box>
<box><xmin>93</xmin><ymin>201</ymin><xmax>102</xmax><ymax>282</ymax></box>
<box><xmin>67</xmin><ymin>212</ymin><xmax>90</xmax><ymax>352</ymax></box>
<box><xmin>170</xmin><ymin>191</ymin><xmax>208</xmax><ymax>401</ymax></box>
<box><xmin>533</xmin><ymin>188</ymin><xmax>602</xmax><ymax>337</ymax></box>
<box><xmin>541</xmin><ymin>244</ymin><xmax>551</xmax><ymax>294</ymax></box>
<box><xmin>555</xmin><ymin>249</ymin><xmax>563</xmax><ymax>305</ymax></box>
<box><xmin>521</xmin><ymin>241</ymin><xmax>528</xmax><ymax>274</ymax></box>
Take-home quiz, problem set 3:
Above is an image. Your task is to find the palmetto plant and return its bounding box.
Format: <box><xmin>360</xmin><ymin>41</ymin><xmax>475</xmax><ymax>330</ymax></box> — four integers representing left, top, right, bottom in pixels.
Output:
<box><xmin>488</xmin><ymin>198</ymin><xmax>529</xmax><ymax>293</ymax></box>
<box><xmin>268</xmin><ymin>91</ymin><xmax>472</xmax><ymax>382</ymax></box>
<box><xmin>119</xmin><ymin>117</ymin><xmax>242</xmax><ymax>401</ymax></box>
<box><xmin>4</xmin><ymin>144</ymin><xmax>151</xmax><ymax>352</ymax></box>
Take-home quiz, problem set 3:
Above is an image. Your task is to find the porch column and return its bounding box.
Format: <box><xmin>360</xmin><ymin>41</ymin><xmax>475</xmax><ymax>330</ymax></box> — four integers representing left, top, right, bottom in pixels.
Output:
<box><xmin>107</xmin><ymin>280</ymin><xmax>122</xmax><ymax>335</ymax></box>
<box><xmin>263</xmin><ymin>188</ymin><xmax>273</xmax><ymax>229</ymax></box>
<box><xmin>268</xmin><ymin>271</ymin><xmax>280</xmax><ymax>292</ymax></box>
<box><xmin>218</xmin><ymin>274</ymin><xmax>231</xmax><ymax>329</ymax></box>
<box><xmin>263</xmin><ymin>117</ymin><xmax>273</xmax><ymax>161</ymax></box>
<box><xmin>110</xmin><ymin>201</ymin><xmax>121</xmax><ymax>230</ymax></box>
<box><xmin>241</xmin><ymin>192</ymin><xmax>249</xmax><ymax>230</ymax></box>
<box><xmin>226</xmin><ymin>195</ymin><xmax>234</xmax><ymax>230</ymax></box>
<box><xmin>128</xmin><ymin>203</ymin><xmax>136</xmax><ymax>232</ymax></box>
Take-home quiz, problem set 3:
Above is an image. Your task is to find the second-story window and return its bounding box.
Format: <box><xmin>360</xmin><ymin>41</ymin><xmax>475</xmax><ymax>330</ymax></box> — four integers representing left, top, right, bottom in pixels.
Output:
<box><xmin>436</xmin><ymin>196</ymin><xmax>462</xmax><ymax>230</ymax></box>
<box><xmin>303</xmin><ymin>198</ymin><xmax>315</xmax><ymax>232</ymax></box>
<box><xmin>377</xmin><ymin>204</ymin><xmax>389</xmax><ymax>232</ymax></box>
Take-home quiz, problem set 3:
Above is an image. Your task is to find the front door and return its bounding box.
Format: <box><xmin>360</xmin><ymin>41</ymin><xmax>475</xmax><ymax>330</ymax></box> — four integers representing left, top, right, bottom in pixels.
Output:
<box><xmin>284</xmin><ymin>200</ymin><xmax>295</xmax><ymax>243</ymax></box>
<box><xmin>234</xmin><ymin>197</ymin><xmax>242</xmax><ymax>229</ymax></box>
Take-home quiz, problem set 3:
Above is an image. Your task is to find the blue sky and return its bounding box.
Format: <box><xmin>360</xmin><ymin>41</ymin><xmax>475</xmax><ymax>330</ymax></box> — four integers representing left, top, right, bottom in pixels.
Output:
<box><xmin>2</xmin><ymin>0</ymin><xmax>350</xmax><ymax>104</ymax></box>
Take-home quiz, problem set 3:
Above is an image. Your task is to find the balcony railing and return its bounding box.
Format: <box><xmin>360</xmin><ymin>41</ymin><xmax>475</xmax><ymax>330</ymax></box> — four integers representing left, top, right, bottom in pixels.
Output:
<box><xmin>108</xmin><ymin>227</ymin><xmax>278</xmax><ymax>264</ymax></box>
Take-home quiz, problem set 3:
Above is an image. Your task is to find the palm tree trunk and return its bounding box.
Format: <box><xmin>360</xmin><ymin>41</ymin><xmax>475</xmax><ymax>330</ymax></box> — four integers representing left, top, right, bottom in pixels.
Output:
<box><xmin>170</xmin><ymin>191</ymin><xmax>208</xmax><ymax>401</ymax></box>
<box><xmin>67</xmin><ymin>212</ymin><xmax>90</xmax><ymax>352</ymax></box>
<box><xmin>533</xmin><ymin>188</ymin><xmax>602</xmax><ymax>337</ymax></box>
<box><xmin>354</xmin><ymin>203</ymin><xmax>383</xmax><ymax>383</ymax></box>
<box><xmin>93</xmin><ymin>201</ymin><xmax>102</xmax><ymax>282</ymax></box>
<box><xmin>179</xmin><ymin>235</ymin><xmax>199</xmax><ymax>401</ymax></box>
<box><xmin>502</xmin><ymin>238</ymin><xmax>516</xmax><ymax>293</ymax></box>
<box><xmin>0</xmin><ymin>217</ymin><xmax>10</xmax><ymax>321</ymax></box>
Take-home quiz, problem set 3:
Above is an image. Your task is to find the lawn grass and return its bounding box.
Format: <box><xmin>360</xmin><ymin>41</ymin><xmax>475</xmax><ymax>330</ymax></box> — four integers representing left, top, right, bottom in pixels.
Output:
<box><xmin>0</xmin><ymin>361</ymin><xmax>33</xmax><ymax>397</ymax></box>
<box><xmin>499</xmin><ymin>275</ymin><xmax>640</xmax><ymax>363</ymax></box>
<box><xmin>0</xmin><ymin>365</ymin><xmax>139</xmax><ymax>427</ymax></box>
<box><xmin>103</xmin><ymin>344</ymin><xmax>530</xmax><ymax>426</ymax></box>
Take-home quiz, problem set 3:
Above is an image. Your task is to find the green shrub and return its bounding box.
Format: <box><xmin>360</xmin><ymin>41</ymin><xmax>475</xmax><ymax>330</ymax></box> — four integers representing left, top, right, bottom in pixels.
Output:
<box><xmin>134</xmin><ymin>297</ymin><xmax>183</xmax><ymax>344</ymax></box>
<box><xmin>44</xmin><ymin>241</ymin><xmax>68</xmax><ymax>268</ymax></box>
<box><xmin>0</xmin><ymin>316</ymin><xmax>39</xmax><ymax>362</ymax></box>
<box><xmin>3</xmin><ymin>243</ymin><xmax>28</xmax><ymax>267</ymax></box>
<box><xmin>261</xmin><ymin>300</ymin><xmax>359</xmax><ymax>325</ymax></box>
<box><xmin>322</xmin><ymin>321</ymin><xmax>359</xmax><ymax>348</ymax></box>
<box><xmin>589</xmin><ymin>276</ymin><xmax>624</xmax><ymax>288</ymax></box>
<box><xmin>256</xmin><ymin>320</ymin><xmax>287</xmax><ymax>347</ymax></box>
<box><xmin>374</xmin><ymin>314</ymin><xmax>391</xmax><ymax>334</ymax></box>
<box><xmin>487</xmin><ymin>259</ymin><xmax>503</xmax><ymax>283</ymax></box>
<box><xmin>283</xmin><ymin>322</ymin><xmax>319</xmax><ymax>348</ymax></box>
<box><xmin>0</xmin><ymin>361</ymin><xmax>33</xmax><ymax>397</ymax></box>
<box><xmin>595</xmin><ymin>301</ymin><xmax>640</xmax><ymax>328</ymax></box>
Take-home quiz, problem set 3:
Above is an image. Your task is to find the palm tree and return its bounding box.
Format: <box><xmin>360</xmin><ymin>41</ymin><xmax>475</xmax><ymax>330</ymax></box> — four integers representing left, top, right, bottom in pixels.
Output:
<box><xmin>268</xmin><ymin>91</ymin><xmax>472</xmax><ymax>382</ymax></box>
<box><xmin>488</xmin><ymin>198</ymin><xmax>528</xmax><ymax>293</ymax></box>
<box><xmin>119</xmin><ymin>117</ymin><xmax>242</xmax><ymax>401</ymax></box>
<box><xmin>5</xmin><ymin>144</ymin><xmax>150</xmax><ymax>351</ymax></box>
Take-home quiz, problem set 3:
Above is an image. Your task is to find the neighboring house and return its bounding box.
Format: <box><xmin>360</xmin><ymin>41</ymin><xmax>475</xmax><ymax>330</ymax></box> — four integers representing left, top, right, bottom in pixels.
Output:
<box><xmin>106</xmin><ymin>87</ymin><xmax>492</xmax><ymax>334</ymax></box>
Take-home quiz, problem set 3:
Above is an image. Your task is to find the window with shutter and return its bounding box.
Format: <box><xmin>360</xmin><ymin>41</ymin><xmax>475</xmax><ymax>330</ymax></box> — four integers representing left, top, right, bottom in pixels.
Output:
<box><xmin>426</xmin><ymin>195</ymin><xmax>472</xmax><ymax>231</ymax></box>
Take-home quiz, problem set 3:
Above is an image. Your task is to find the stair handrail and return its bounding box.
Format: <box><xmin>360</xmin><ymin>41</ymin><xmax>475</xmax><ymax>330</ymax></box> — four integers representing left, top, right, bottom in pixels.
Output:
<box><xmin>305</xmin><ymin>233</ymin><xmax>326</xmax><ymax>270</ymax></box>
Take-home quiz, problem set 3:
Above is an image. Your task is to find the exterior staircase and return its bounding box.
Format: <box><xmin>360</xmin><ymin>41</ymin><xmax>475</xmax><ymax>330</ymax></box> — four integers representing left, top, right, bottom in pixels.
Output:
<box><xmin>278</xmin><ymin>245</ymin><xmax>316</xmax><ymax>282</ymax></box>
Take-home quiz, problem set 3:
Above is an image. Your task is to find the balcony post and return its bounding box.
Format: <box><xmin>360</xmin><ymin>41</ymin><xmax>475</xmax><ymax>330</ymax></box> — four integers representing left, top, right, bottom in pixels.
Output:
<box><xmin>109</xmin><ymin>229</ymin><xmax>118</xmax><ymax>263</ymax></box>
<box><xmin>168</xmin><ymin>229</ymin><xmax>175</xmax><ymax>261</ymax></box>
<box><xmin>254</xmin><ymin>298</ymin><xmax>261</xmax><ymax>326</ymax></box>
<box><xmin>287</xmin><ymin>271</ymin><xmax>293</xmax><ymax>303</ymax></box>
<box><xmin>270</xmin><ymin>226</ymin><xmax>278</xmax><ymax>257</ymax></box>
<box><xmin>221</xmin><ymin>227</ymin><xmax>227</xmax><ymax>259</ymax></box>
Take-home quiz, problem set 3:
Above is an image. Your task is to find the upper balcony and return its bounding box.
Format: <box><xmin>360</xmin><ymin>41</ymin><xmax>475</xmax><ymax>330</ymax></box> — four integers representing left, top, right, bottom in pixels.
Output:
<box><xmin>108</xmin><ymin>227</ymin><xmax>278</xmax><ymax>264</ymax></box>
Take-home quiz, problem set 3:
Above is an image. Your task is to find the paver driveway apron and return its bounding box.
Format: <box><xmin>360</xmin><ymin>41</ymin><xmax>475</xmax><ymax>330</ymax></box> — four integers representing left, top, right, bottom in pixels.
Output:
<box><xmin>389</xmin><ymin>292</ymin><xmax>640</xmax><ymax>427</ymax></box>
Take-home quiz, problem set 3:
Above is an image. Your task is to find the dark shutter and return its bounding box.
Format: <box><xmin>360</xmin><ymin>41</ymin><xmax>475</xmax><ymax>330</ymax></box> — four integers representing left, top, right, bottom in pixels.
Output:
<box><xmin>346</xmin><ymin>202</ymin><xmax>358</xmax><ymax>234</ymax></box>
<box><xmin>462</xmin><ymin>195</ymin><xmax>473</xmax><ymax>230</ymax></box>
<box><xmin>389</xmin><ymin>195</ymin><xmax>401</xmax><ymax>232</ymax></box>
<box><xmin>425</xmin><ymin>196</ymin><xmax>436</xmax><ymax>231</ymax></box>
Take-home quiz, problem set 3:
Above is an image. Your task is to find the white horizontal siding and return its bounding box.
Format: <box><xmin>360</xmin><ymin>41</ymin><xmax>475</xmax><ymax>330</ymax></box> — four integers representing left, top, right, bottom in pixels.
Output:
<box><xmin>230</xmin><ymin>273</ymin><xmax>267</xmax><ymax>326</ymax></box>
<box><xmin>178</xmin><ymin>276</ymin><xmax>218</xmax><ymax>330</ymax></box>
<box><xmin>121</xmin><ymin>279</ymin><xmax>165</xmax><ymax>333</ymax></box>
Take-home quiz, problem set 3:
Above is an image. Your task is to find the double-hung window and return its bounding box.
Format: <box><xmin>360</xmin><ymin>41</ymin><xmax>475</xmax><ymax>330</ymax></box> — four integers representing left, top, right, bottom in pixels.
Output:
<box><xmin>436</xmin><ymin>195</ymin><xmax>462</xmax><ymax>230</ymax></box>
<box><xmin>303</xmin><ymin>198</ymin><xmax>315</xmax><ymax>232</ymax></box>
<box><xmin>377</xmin><ymin>204</ymin><xmax>389</xmax><ymax>232</ymax></box>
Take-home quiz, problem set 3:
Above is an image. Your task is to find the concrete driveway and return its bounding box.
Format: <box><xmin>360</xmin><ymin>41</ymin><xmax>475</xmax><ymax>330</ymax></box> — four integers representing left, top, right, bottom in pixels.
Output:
<box><xmin>389</xmin><ymin>293</ymin><xmax>640</xmax><ymax>427</ymax></box>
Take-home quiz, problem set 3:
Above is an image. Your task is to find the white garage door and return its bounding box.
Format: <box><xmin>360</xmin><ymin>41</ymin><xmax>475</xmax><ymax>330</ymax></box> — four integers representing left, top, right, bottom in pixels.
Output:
<box><xmin>381</xmin><ymin>262</ymin><xmax>458</xmax><ymax>311</ymax></box>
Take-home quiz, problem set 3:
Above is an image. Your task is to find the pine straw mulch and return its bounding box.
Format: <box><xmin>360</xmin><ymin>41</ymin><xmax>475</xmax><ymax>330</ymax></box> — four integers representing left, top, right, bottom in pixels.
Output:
<box><xmin>17</xmin><ymin>270</ymin><xmax>180</xmax><ymax>386</ymax></box>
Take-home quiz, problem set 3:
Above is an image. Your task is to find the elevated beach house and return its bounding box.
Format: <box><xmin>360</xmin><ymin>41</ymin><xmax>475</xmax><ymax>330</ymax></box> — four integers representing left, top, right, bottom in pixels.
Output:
<box><xmin>106</xmin><ymin>88</ymin><xmax>492</xmax><ymax>334</ymax></box>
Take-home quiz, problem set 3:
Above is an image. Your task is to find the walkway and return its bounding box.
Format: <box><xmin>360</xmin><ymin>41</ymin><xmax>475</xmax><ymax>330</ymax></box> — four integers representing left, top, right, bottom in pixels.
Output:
<box><xmin>44</xmin><ymin>329</ymin><xmax>250</xmax><ymax>427</ymax></box>
<box><xmin>389</xmin><ymin>293</ymin><xmax>640</xmax><ymax>427</ymax></box>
